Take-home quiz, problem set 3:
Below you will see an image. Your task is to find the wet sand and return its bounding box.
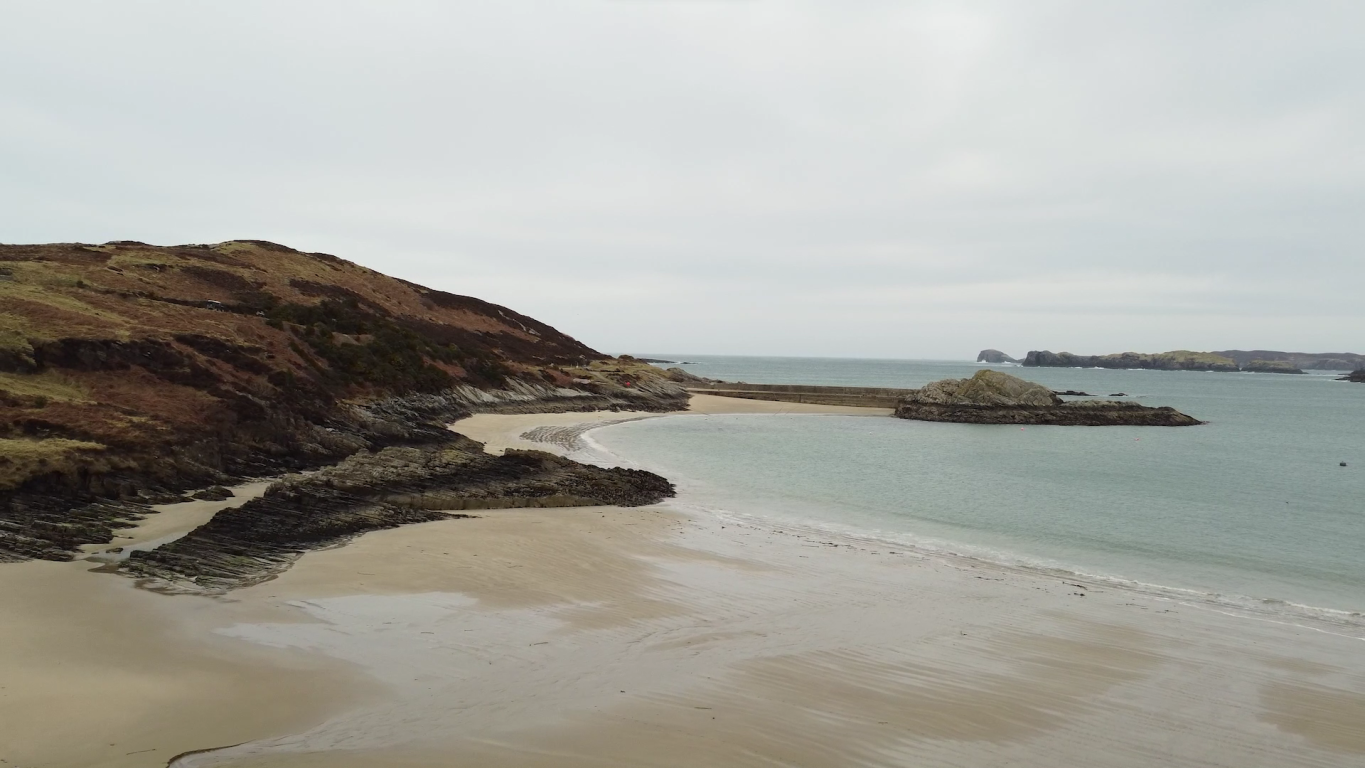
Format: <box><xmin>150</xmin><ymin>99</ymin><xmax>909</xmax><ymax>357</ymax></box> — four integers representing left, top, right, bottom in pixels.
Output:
<box><xmin>451</xmin><ymin>393</ymin><xmax>892</xmax><ymax>456</ymax></box>
<box><xmin>0</xmin><ymin>482</ymin><xmax>374</xmax><ymax>768</ymax></box>
<box><xmin>6</xmin><ymin>398</ymin><xmax>1365</xmax><ymax>767</ymax></box>
<box><xmin>187</xmin><ymin>504</ymin><xmax>1365</xmax><ymax>768</ymax></box>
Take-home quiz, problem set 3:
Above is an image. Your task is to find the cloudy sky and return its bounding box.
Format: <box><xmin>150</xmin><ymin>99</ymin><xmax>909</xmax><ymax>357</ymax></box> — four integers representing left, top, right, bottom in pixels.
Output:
<box><xmin>3</xmin><ymin>1</ymin><xmax>1361</xmax><ymax>359</ymax></box>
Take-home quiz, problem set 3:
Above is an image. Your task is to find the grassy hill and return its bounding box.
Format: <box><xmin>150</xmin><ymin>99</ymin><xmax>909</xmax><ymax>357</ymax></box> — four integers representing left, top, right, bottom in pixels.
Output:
<box><xmin>0</xmin><ymin>240</ymin><xmax>684</xmax><ymax>560</ymax></box>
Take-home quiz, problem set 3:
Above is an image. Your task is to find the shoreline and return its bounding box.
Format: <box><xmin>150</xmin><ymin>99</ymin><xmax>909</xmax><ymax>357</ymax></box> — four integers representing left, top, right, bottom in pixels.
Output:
<box><xmin>5</xmin><ymin>396</ymin><xmax>1365</xmax><ymax>766</ymax></box>
<box><xmin>574</xmin><ymin>402</ymin><xmax>1364</xmax><ymax>633</ymax></box>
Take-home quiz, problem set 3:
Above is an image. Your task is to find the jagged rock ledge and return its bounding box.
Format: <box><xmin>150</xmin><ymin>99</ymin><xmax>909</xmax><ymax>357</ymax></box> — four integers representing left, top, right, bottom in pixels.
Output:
<box><xmin>121</xmin><ymin>434</ymin><xmax>674</xmax><ymax>593</ymax></box>
<box><xmin>894</xmin><ymin>371</ymin><xmax>1203</xmax><ymax>426</ymax></box>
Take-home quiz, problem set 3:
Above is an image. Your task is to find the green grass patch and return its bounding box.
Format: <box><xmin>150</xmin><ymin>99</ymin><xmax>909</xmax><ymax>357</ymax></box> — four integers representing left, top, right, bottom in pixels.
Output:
<box><xmin>0</xmin><ymin>438</ymin><xmax>106</xmax><ymax>490</ymax></box>
<box><xmin>0</xmin><ymin>371</ymin><xmax>90</xmax><ymax>402</ymax></box>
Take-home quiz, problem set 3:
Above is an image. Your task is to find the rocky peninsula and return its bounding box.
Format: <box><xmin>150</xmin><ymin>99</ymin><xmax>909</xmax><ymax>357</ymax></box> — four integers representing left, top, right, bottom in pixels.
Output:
<box><xmin>0</xmin><ymin>240</ymin><xmax>686</xmax><ymax>571</ymax></box>
<box><xmin>894</xmin><ymin>370</ymin><xmax>1203</xmax><ymax>426</ymax></box>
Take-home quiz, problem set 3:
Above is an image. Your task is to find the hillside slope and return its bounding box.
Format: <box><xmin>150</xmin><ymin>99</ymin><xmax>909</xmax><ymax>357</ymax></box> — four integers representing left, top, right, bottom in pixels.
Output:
<box><xmin>0</xmin><ymin>240</ymin><xmax>685</xmax><ymax>561</ymax></box>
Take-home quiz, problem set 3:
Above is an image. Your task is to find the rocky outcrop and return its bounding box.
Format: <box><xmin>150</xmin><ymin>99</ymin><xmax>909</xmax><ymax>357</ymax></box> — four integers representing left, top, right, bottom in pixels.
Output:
<box><xmin>1340</xmin><ymin>370</ymin><xmax>1365</xmax><ymax>383</ymax></box>
<box><xmin>663</xmin><ymin>367</ymin><xmax>713</xmax><ymax>385</ymax></box>
<box><xmin>122</xmin><ymin>434</ymin><xmax>674</xmax><ymax>592</ymax></box>
<box><xmin>894</xmin><ymin>370</ymin><xmax>1202</xmax><ymax>426</ymax></box>
<box><xmin>976</xmin><ymin>349</ymin><xmax>1019</xmax><ymax>364</ymax></box>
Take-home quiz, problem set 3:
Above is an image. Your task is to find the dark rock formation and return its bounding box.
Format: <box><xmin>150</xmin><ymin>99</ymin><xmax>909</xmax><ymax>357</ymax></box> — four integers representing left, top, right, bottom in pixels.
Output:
<box><xmin>122</xmin><ymin>434</ymin><xmax>674</xmax><ymax>592</ymax></box>
<box><xmin>192</xmin><ymin>486</ymin><xmax>234</xmax><ymax>501</ymax></box>
<box><xmin>894</xmin><ymin>371</ymin><xmax>1202</xmax><ymax>426</ymax></box>
<box><xmin>1339</xmin><ymin>370</ymin><xmax>1365</xmax><ymax>383</ymax></box>
<box><xmin>976</xmin><ymin>349</ymin><xmax>1019</xmax><ymax>364</ymax></box>
<box><xmin>1054</xmin><ymin>390</ymin><xmax>1095</xmax><ymax>397</ymax></box>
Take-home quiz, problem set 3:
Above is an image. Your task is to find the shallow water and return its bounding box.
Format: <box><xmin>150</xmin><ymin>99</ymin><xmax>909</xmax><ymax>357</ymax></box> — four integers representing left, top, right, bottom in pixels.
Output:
<box><xmin>596</xmin><ymin>356</ymin><xmax>1365</xmax><ymax>620</ymax></box>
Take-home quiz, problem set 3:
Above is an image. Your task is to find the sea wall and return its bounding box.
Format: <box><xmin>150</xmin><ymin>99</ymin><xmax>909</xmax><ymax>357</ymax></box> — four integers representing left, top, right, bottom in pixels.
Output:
<box><xmin>686</xmin><ymin>383</ymin><xmax>912</xmax><ymax>408</ymax></box>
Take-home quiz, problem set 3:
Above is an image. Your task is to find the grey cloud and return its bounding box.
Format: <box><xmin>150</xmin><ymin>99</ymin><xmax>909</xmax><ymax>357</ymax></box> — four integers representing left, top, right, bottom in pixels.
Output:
<box><xmin>3</xmin><ymin>1</ymin><xmax>1361</xmax><ymax>358</ymax></box>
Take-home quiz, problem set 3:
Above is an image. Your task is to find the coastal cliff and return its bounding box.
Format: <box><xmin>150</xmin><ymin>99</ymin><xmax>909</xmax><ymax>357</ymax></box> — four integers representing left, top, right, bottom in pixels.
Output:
<box><xmin>0</xmin><ymin>240</ymin><xmax>686</xmax><ymax>563</ymax></box>
<box><xmin>894</xmin><ymin>370</ymin><xmax>1202</xmax><ymax>426</ymax></box>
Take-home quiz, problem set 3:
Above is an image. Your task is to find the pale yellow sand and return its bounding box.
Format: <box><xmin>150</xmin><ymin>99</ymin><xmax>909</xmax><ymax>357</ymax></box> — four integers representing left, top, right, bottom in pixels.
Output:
<box><xmin>6</xmin><ymin>400</ymin><xmax>1365</xmax><ymax>768</ymax></box>
<box><xmin>0</xmin><ymin>483</ymin><xmax>373</xmax><ymax>768</ymax></box>
<box><xmin>450</xmin><ymin>392</ymin><xmax>891</xmax><ymax>455</ymax></box>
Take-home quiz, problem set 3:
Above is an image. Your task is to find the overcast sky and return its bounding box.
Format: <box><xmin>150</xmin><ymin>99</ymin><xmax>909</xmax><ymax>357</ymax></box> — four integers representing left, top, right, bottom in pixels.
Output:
<box><xmin>3</xmin><ymin>1</ymin><xmax>1361</xmax><ymax>359</ymax></box>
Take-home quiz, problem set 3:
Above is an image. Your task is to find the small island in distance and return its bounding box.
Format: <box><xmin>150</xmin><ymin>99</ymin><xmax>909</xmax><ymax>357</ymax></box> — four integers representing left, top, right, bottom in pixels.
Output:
<box><xmin>977</xmin><ymin>349</ymin><xmax>1365</xmax><ymax>374</ymax></box>
<box><xmin>895</xmin><ymin>370</ymin><xmax>1202</xmax><ymax>426</ymax></box>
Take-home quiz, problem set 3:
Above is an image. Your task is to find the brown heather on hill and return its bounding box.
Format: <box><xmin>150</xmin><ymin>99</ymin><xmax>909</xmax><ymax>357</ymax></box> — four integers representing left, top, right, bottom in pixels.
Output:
<box><xmin>0</xmin><ymin>240</ymin><xmax>685</xmax><ymax>563</ymax></box>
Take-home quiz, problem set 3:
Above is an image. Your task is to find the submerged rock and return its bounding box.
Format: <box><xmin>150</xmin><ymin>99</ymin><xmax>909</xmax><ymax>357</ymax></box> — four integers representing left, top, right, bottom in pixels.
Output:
<box><xmin>894</xmin><ymin>370</ymin><xmax>1202</xmax><ymax>426</ymax></box>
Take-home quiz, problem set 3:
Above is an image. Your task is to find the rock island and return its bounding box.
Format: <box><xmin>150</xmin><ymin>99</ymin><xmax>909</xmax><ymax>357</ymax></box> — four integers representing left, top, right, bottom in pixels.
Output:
<box><xmin>894</xmin><ymin>370</ymin><xmax>1203</xmax><ymax>426</ymax></box>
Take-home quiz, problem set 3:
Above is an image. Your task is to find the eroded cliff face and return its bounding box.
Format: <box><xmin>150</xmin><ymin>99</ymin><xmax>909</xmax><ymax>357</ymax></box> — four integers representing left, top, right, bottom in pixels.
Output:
<box><xmin>0</xmin><ymin>241</ymin><xmax>687</xmax><ymax>562</ymax></box>
<box><xmin>894</xmin><ymin>370</ymin><xmax>1202</xmax><ymax>426</ymax></box>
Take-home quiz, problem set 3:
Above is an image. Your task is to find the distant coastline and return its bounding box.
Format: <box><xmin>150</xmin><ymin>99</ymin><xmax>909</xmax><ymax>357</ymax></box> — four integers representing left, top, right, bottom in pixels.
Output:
<box><xmin>978</xmin><ymin>348</ymin><xmax>1365</xmax><ymax>373</ymax></box>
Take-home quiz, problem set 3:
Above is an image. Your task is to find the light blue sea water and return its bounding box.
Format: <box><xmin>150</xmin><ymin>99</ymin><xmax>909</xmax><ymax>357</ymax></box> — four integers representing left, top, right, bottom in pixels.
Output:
<box><xmin>594</xmin><ymin>356</ymin><xmax>1365</xmax><ymax>623</ymax></box>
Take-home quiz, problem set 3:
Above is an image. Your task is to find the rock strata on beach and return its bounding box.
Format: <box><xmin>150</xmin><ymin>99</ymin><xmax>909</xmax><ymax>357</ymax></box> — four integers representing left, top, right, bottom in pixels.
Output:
<box><xmin>122</xmin><ymin>433</ymin><xmax>674</xmax><ymax>592</ymax></box>
<box><xmin>894</xmin><ymin>370</ymin><xmax>1202</xmax><ymax>426</ymax></box>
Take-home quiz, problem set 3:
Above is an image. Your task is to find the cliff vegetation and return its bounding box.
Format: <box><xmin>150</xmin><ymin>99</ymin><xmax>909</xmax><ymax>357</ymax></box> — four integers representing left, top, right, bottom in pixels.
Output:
<box><xmin>0</xmin><ymin>240</ymin><xmax>686</xmax><ymax>562</ymax></box>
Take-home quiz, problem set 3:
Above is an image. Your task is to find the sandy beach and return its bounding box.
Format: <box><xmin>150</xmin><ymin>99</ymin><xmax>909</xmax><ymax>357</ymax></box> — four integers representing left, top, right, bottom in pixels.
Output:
<box><xmin>4</xmin><ymin>395</ymin><xmax>1365</xmax><ymax>767</ymax></box>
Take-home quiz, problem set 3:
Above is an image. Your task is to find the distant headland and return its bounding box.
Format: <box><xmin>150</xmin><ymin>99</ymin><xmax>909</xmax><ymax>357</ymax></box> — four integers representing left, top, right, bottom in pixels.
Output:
<box><xmin>977</xmin><ymin>349</ymin><xmax>1365</xmax><ymax>373</ymax></box>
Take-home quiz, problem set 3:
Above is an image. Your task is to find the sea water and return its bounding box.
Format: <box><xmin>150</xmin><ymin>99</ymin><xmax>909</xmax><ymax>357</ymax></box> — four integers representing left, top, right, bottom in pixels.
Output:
<box><xmin>591</xmin><ymin>357</ymin><xmax>1365</xmax><ymax>624</ymax></box>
